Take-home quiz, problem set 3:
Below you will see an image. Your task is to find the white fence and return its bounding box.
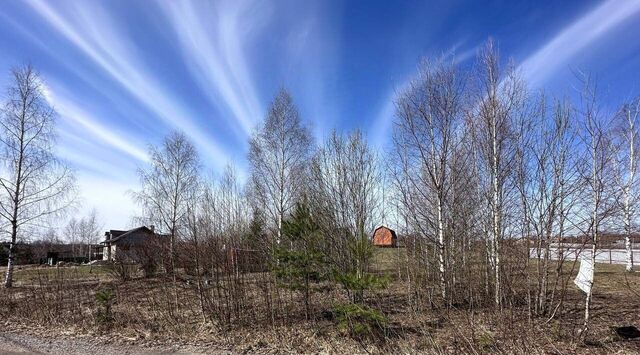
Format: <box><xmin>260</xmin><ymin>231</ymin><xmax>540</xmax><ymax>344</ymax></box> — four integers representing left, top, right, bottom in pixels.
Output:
<box><xmin>529</xmin><ymin>245</ymin><xmax>640</xmax><ymax>265</ymax></box>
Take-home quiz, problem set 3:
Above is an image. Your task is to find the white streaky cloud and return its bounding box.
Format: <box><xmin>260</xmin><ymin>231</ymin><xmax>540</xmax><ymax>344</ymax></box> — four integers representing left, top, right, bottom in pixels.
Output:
<box><xmin>36</xmin><ymin>77</ymin><xmax>149</xmax><ymax>163</ymax></box>
<box><xmin>291</xmin><ymin>38</ymin><xmax>337</xmax><ymax>142</ymax></box>
<box><xmin>519</xmin><ymin>0</ymin><xmax>640</xmax><ymax>86</ymax></box>
<box><xmin>370</xmin><ymin>95</ymin><xmax>397</xmax><ymax>150</ymax></box>
<box><xmin>282</xmin><ymin>3</ymin><xmax>340</xmax><ymax>142</ymax></box>
<box><xmin>368</xmin><ymin>43</ymin><xmax>477</xmax><ymax>150</ymax></box>
<box><xmin>56</xmin><ymin>144</ymin><xmax>129</xmax><ymax>181</ymax></box>
<box><xmin>53</xmin><ymin>95</ymin><xmax>150</xmax><ymax>163</ymax></box>
<box><xmin>159</xmin><ymin>0</ymin><xmax>265</xmax><ymax>136</ymax></box>
<box><xmin>25</xmin><ymin>0</ymin><xmax>229</xmax><ymax>169</ymax></box>
<box><xmin>450</xmin><ymin>45</ymin><xmax>479</xmax><ymax>65</ymax></box>
<box><xmin>371</xmin><ymin>0</ymin><xmax>640</xmax><ymax>148</ymax></box>
<box><xmin>370</xmin><ymin>78</ymin><xmax>414</xmax><ymax>150</ymax></box>
<box><xmin>1</xmin><ymin>13</ymin><xmax>158</xmax><ymax>137</ymax></box>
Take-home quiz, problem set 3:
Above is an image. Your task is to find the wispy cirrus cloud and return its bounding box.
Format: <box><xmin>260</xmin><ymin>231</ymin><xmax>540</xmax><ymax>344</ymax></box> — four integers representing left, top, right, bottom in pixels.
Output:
<box><xmin>40</xmin><ymin>79</ymin><xmax>143</xmax><ymax>228</ymax></box>
<box><xmin>284</xmin><ymin>9</ymin><xmax>340</xmax><ymax>142</ymax></box>
<box><xmin>370</xmin><ymin>0</ymin><xmax>640</xmax><ymax>150</ymax></box>
<box><xmin>519</xmin><ymin>0</ymin><xmax>640</xmax><ymax>86</ymax></box>
<box><xmin>32</xmin><ymin>76</ymin><xmax>147</xmax><ymax>179</ymax></box>
<box><xmin>369</xmin><ymin>46</ymin><xmax>477</xmax><ymax>150</ymax></box>
<box><xmin>24</xmin><ymin>0</ymin><xmax>230</xmax><ymax>168</ymax></box>
<box><xmin>48</xmin><ymin>88</ymin><xmax>149</xmax><ymax>164</ymax></box>
<box><xmin>158</xmin><ymin>0</ymin><xmax>266</xmax><ymax>137</ymax></box>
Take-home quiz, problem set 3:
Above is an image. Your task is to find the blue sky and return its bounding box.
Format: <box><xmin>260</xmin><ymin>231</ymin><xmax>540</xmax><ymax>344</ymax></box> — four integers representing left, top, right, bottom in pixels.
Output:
<box><xmin>0</xmin><ymin>0</ymin><xmax>639</xmax><ymax>231</ymax></box>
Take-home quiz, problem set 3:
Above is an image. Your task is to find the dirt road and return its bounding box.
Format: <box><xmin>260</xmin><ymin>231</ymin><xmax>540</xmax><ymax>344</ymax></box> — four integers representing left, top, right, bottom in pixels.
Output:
<box><xmin>0</xmin><ymin>331</ymin><xmax>221</xmax><ymax>354</ymax></box>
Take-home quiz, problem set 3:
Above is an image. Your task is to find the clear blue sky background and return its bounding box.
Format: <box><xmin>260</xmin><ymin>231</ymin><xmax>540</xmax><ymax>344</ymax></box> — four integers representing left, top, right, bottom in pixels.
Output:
<box><xmin>0</xmin><ymin>0</ymin><xmax>639</xmax><ymax>231</ymax></box>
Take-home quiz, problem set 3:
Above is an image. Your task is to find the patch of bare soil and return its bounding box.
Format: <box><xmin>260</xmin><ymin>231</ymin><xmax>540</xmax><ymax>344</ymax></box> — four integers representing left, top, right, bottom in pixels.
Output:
<box><xmin>0</xmin><ymin>327</ymin><xmax>214</xmax><ymax>354</ymax></box>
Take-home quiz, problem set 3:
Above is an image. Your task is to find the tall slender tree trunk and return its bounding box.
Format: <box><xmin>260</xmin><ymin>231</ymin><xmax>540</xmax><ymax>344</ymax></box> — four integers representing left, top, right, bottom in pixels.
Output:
<box><xmin>492</xmin><ymin>147</ymin><xmax>501</xmax><ymax>307</ymax></box>
<box><xmin>4</xmin><ymin>114</ymin><xmax>25</xmax><ymax>289</ymax></box>
<box><xmin>493</xmin><ymin>206</ymin><xmax>501</xmax><ymax>308</ymax></box>
<box><xmin>193</xmin><ymin>227</ymin><xmax>207</xmax><ymax>323</ymax></box>
<box><xmin>626</xmin><ymin>230</ymin><xmax>634</xmax><ymax>273</ymax></box>
<box><xmin>170</xmin><ymin>224</ymin><xmax>179</xmax><ymax>314</ymax></box>
<box><xmin>437</xmin><ymin>199</ymin><xmax>447</xmax><ymax>300</ymax></box>
<box><xmin>4</xmin><ymin>222</ymin><xmax>18</xmax><ymax>288</ymax></box>
<box><xmin>483</xmin><ymin>222</ymin><xmax>491</xmax><ymax>296</ymax></box>
<box><xmin>624</xmin><ymin>186</ymin><xmax>634</xmax><ymax>272</ymax></box>
<box><xmin>583</xmin><ymin>142</ymin><xmax>599</xmax><ymax>336</ymax></box>
<box><xmin>548</xmin><ymin>180</ymin><xmax>567</xmax><ymax>317</ymax></box>
<box><xmin>624</xmin><ymin>130</ymin><xmax>635</xmax><ymax>272</ymax></box>
<box><xmin>277</xmin><ymin>212</ymin><xmax>282</xmax><ymax>246</ymax></box>
<box><xmin>583</xmin><ymin>238</ymin><xmax>597</xmax><ymax>335</ymax></box>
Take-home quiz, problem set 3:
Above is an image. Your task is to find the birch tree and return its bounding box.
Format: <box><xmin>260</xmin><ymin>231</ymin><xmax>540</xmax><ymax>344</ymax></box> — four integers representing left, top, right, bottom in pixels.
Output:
<box><xmin>64</xmin><ymin>209</ymin><xmax>102</xmax><ymax>260</ymax></box>
<box><xmin>392</xmin><ymin>59</ymin><xmax>466</xmax><ymax>301</ymax></box>
<box><xmin>517</xmin><ymin>96</ymin><xmax>579</xmax><ymax>316</ymax></box>
<box><xmin>133</xmin><ymin>130</ymin><xmax>200</xmax><ymax>306</ymax></box>
<box><xmin>248</xmin><ymin>89</ymin><xmax>312</xmax><ymax>246</ymax></box>
<box><xmin>469</xmin><ymin>41</ymin><xmax>528</xmax><ymax>307</ymax></box>
<box><xmin>310</xmin><ymin>130</ymin><xmax>382</xmax><ymax>301</ymax></box>
<box><xmin>65</xmin><ymin>217</ymin><xmax>80</xmax><ymax>256</ymax></box>
<box><xmin>577</xmin><ymin>76</ymin><xmax>617</xmax><ymax>336</ymax></box>
<box><xmin>78</xmin><ymin>209</ymin><xmax>102</xmax><ymax>260</ymax></box>
<box><xmin>1</xmin><ymin>65</ymin><xmax>76</xmax><ymax>288</ymax></box>
<box><xmin>615</xmin><ymin>98</ymin><xmax>639</xmax><ymax>272</ymax></box>
<box><xmin>310</xmin><ymin>131</ymin><xmax>381</xmax><ymax>273</ymax></box>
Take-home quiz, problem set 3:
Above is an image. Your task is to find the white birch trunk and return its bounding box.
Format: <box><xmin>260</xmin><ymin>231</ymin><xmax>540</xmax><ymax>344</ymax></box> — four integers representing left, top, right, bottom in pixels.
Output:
<box><xmin>624</xmin><ymin>114</ymin><xmax>635</xmax><ymax>272</ymax></box>
<box><xmin>437</xmin><ymin>200</ymin><xmax>446</xmax><ymax>300</ymax></box>
<box><xmin>584</xmin><ymin>139</ymin><xmax>599</xmax><ymax>335</ymax></box>
<box><xmin>492</xmin><ymin>117</ymin><xmax>501</xmax><ymax>307</ymax></box>
<box><xmin>4</xmin><ymin>244</ymin><xmax>15</xmax><ymax>288</ymax></box>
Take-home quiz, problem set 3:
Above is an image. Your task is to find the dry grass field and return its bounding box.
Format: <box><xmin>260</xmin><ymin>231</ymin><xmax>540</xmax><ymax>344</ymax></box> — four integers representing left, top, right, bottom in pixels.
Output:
<box><xmin>1</xmin><ymin>249</ymin><xmax>639</xmax><ymax>354</ymax></box>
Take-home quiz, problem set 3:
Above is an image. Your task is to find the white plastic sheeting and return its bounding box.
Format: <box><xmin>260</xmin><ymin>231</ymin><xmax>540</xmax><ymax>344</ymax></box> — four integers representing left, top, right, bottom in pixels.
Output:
<box><xmin>574</xmin><ymin>251</ymin><xmax>594</xmax><ymax>294</ymax></box>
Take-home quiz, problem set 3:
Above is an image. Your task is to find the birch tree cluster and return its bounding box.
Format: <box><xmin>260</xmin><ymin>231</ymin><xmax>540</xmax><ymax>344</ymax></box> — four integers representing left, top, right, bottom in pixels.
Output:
<box><xmin>391</xmin><ymin>42</ymin><xmax>639</xmax><ymax>334</ymax></box>
<box><xmin>126</xmin><ymin>41</ymin><xmax>640</xmax><ymax>333</ymax></box>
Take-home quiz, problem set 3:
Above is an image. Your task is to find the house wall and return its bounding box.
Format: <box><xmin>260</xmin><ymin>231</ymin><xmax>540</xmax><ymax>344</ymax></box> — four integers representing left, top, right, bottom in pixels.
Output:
<box><xmin>103</xmin><ymin>245</ymin><xmax>116</xmax><ymax>261</ymax></box>
<box><xmin>373</xmin><ymin>227</ymin><xmax>396</xmax><ymax>247</ymax></box>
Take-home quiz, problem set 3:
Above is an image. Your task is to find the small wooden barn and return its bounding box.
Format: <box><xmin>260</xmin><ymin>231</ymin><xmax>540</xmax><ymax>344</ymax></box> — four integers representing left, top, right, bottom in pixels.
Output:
<box><xmin>372</xmin><ymin>226</ymin><xmax>398</xmax><ymax>247</ymax></box>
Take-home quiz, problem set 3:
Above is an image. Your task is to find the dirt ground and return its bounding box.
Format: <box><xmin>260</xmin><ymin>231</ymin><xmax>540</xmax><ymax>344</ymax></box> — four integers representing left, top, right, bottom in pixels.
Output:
<box><xmin>0</xmin><ymin>329</ymin><xmax>216</xmax><ymax>354</ymax></box>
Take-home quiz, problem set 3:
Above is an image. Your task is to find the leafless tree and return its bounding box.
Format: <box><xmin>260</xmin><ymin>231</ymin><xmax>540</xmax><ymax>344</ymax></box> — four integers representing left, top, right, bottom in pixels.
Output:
<box><xmin>64</xmin><ymin>209</ymin><xmax>102</xmax><ymax>260</ymax></box>
<box><xmin>78</xmin><ymin>209</ymin><xmax>102</xmax><ymax>260</ymax></box>
<box><xmin>468</xmin><ymin>40</ymin><xmax>528</xmax><ymax>307</ymax></box>
<box><xmin>197</xmin><ymin>165</ymin><xmax>251</xmax><ymax>261</ymax></box>
<box><xmin>614</xmin><ymin>98</ymin><xmax>640</xmax><ymax>272</ymax></box>
<box><xmin>392</xmin><ymin>58</ymin><xmax>467</xmax><ymax>301</ymax></box>
<box><xmin>516</xmin><ymin>95</ymin><xmax>580</xmax><ymax>316</ymax></box>
<box><xmin>133</xmin><ymin>130</ymin><xmax>200</xmax><ymax>308</ymax></box>
<box><xmin>216</xmin><ymin>165</ymin><xmax>249</xmax><ymax>238</ymax></box>
<box><xmin>193</xmin><ymin>165</ymin><xmax>259</xmax><ymax>324</ymax></box>
<box><xmin>310</xmin><ymin>130</ymin><xmax>381</xmax><ymax>278</ymax></box>
<box><xmin>65</xmin><ymin>217</ymin><xmax>80</xmax><ymax>256</ymax></box>
<box><xmin>447</xmin><ymin>131</ymin><xmax>483</xmax><ymax>300</ymax></box>
<box><xmin>184</xmin><ymin>179</ymin><xmax>207</xmax><ymax>322</ymax></box>
<box><xmin>0</xmin><ymin>65</ymin><xmax>76</xmax><ymax>288</ymax></box>
<box><xmin>576</xmin><ymin>75</ymin><xmax>617</xmax><ymax>336</ymax></box>
<box><xmin>248</xmin><ymin>89</ymin><xmax>312</xmax><ymax>247</ymax></box>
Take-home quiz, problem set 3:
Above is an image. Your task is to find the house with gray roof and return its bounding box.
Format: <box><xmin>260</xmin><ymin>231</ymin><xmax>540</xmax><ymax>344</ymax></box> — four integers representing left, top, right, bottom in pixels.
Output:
<box><xmin>102</xmin><ymin>226</ymin><xmax>164</xmax><ymax>262</ymax></box>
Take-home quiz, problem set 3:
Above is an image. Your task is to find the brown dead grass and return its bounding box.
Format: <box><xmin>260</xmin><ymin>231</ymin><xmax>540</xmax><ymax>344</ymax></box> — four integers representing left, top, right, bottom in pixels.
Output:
<box><xmin>1</xmin><ymin>256</ymin><xmax>640</xmax><ymax>353</ymax></box>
